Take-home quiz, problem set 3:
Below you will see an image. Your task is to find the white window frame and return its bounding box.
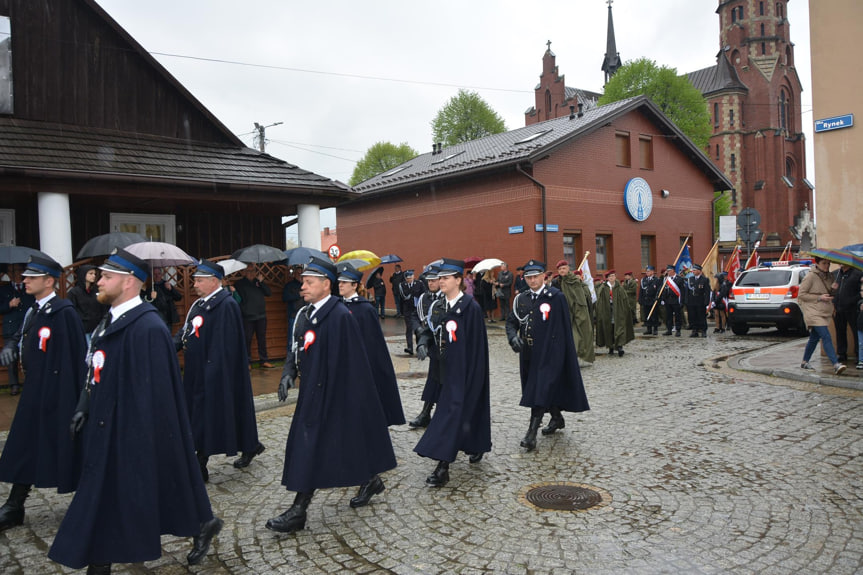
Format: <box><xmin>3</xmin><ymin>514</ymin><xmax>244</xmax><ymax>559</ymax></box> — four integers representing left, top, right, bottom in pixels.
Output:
<box><xmin>0</xmin><ymin>209</ymin><xmax>15</xmax><ymax>245</ymax></box>
<box><xmin>109</xmin><ymin>213</ymin><xmax>176</xmax><ymax>244</ymax></box>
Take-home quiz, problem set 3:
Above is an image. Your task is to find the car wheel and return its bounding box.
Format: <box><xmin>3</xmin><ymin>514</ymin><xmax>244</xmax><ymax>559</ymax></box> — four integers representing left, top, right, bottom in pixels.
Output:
<box><xmin>731</xmin><ymin>323</ymin><xmax>749</xmax><ymax>336</ymax></box>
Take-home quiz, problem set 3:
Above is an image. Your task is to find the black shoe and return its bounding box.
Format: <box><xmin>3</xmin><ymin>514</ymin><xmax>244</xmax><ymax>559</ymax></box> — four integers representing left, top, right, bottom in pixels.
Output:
<box><xmin>233</xmin><ymin>443</ymin><xmax>265</xmax><ymax>469</ymax></box>
<box><xmin>617</xmin><ymin>347</ymin><xmax>624</xmax><ymax>357</ymax></box>
<box><xmin>408</xmin><ymin>403</ymin><xmax>433</xmax><ymax>428</ymax></box>
<box><xmin>689</xmin><ymin>331</ymin><xmax>699</xmax><ymax>338</ymax></box>
<box><xmin>350</xmin><ymin>475</ymin><xmax>384</xmax><ymax>508</ymax></box>
<box><xmin>520</xmin><ymin>416</ymin><xmax>543</xmax><ymax>451</ymax></box>
<box><xmin>541</xmin><ymin>416</ymin><xmax>565</xmax><ymax>436</ymax></box>
<box><xmin>608</xmin><ymin>348</ymin><xmax>615</xmax><ymax>355</ymax></box>
<box><xmin>404</xmin><ymin>348</ymin><xmax>413</xmax><ymax>355</ymax></box>
<box><xmin>86</xmin><ymin>564</ymin><xmax>112</xmax><ymax>575</ymax></box>
<box><xmin>266</xmin><ymin>492</ymin><xmax>314</xmax><ymax>533</ymax></box>
<box><xmin>662</xmin><ymin>331</ymin><xmax>672</xmax><ymax>336</ymax></box>
<box><xmin>643</xmin><ymin>328</ymin><xmax>653</xmax><ymax>335</ymax></box>
<box><xmin>0</xmin><ymin>502</ymin><xmax>24</xmax><ymax>532</ymax></box>
<box><xmin>702</xmin><ymin>332</ymin><xmax>708</xmax><ymax>338</ymax></box>
<box><xmin>468</xmin><ymin>452</ymin><xmax>484</xmax><ymax>463</ymax></box>
<box><xmin>187</xmin><ymin>516</ymin><xmax>223</xmax><ymax>565</ymax></box>
<box><xmin>426</xmin><ymin>461</ymin><xmax>450</xmax><ymax>487</ymax></box>
<box><xmin>713</xmin><ymin>328</ymin><xmax>721</xmax><ymax>333</ymax></box>
<box><xmin>675</xmin><ymin>331</ymin><xmax>681</xmax><ymax>337</ymax></box>
<box><xmin>9</xmin><ymin>384</ymin><xmax>20</xmax><ymax>396</ymax></box>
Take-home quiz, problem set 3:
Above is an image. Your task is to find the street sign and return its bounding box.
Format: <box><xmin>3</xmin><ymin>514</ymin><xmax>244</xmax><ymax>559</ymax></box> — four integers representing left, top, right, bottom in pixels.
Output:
<box><xmin>814</xmin><ymin>114</ymin><xmax>854</xmax><ymax>133</ymax></box>
<box><xmin>535</xmin><ymin>224</ymin><xmax>559</xmax><ymax>232</ymax></box>
<box><xmin>328</xmin><ymin>244</ymin><xmax>340</xmax><ymax>260</ymax></box>
<box><xmin>508</xmin><ymin>225</ymin><xmax>524</xmax><ymax>234</ymax></box>
<box><xmin>737</xmin><ymin>207</ymin><xmax>761</xmax><ymax>230</ymax></box>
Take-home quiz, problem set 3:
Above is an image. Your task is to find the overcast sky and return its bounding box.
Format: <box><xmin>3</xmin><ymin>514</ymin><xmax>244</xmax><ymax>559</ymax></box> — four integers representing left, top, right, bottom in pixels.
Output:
<box><xmin>96</xmin><ymin>0</ymin><xmax>813</xmax><ymax>234</ymax></box>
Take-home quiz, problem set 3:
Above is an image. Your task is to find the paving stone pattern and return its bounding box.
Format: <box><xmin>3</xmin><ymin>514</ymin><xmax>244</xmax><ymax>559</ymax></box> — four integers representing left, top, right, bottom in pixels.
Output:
<box><xmin>1</xmin><ymin>330</ymin><xmax>861</xmax><ymax>574</ymax></box>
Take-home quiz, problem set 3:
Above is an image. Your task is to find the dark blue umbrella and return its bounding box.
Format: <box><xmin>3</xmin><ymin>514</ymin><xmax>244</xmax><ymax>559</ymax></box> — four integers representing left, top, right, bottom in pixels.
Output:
<box><xmin>380</xmin><ymin>254</ymin><xmax>402</xmax><ymax>264</ymax></box>
<box><xmin>284</xmin><ymin>246</ymin><xmax>328</xmax><ymax>267</ymax></box>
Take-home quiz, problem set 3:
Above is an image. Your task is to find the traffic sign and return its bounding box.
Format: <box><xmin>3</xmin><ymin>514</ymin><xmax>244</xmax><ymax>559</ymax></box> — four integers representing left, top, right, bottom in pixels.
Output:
<box><xmin>328</xmin><ymin>244</ymin><xmax>340</xmax><ymax>260</ymax></box>
<box><xmin>814</xmin><ymin>114</ymin><xmax>853</xmax><ymax>133</ymax></box>
<box><xmin>737</xmin><ymin>207</ymin><xmax>761</xmax><ymax>230</ymax></box>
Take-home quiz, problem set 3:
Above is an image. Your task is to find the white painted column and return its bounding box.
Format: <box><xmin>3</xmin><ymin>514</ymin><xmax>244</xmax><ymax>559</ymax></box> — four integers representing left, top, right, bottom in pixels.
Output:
<box><xmin>37</xmin><ymin>192</ymin><xmax>73</xmax><ymax>266</ymax></box>
<box><xmin>297</xmin><ymin>204</ymin><xmax>321</xmax><ymax>249</ymax></box>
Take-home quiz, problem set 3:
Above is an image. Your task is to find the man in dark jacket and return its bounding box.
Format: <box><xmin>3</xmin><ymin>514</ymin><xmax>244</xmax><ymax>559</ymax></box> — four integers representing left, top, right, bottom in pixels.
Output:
<box><xmin>832</xmin><ymin>264</ymin><xmax>863</xmax><ymax>362</ymax></box>
<box><xmin>638</xmin><ymin>266</ymin><xmax>662</xmax><ymax>335</ymax></box>
<box><xmin>495</xmin><ymin>262</ymin><xmax>514</xmax><ymax>320</ymax></box>
<box><xmin>142</xmin><ymin>267</ymin><xmax>182</xmax><ymax>329</ymax></box>
<box><xmin>398</xmin><ymin>269</ymin><xmax>425</xmax><ymax>355</ymax></box>
<box><xmin>0</xmin><ymin>255</ymin><xmax>86</xmax><ymax>532</ymax></box>
<box><xmin>389</xmin><ymin>265</ymin><xmax>405</xmax><ymax>318</ymax></box>
<box><xmin>505</xmin><ymin>260</ymin><xmax>589</xmax><ymax>452</ymax></box>
<box><xmin>49</xmin><ymin>248</ymin><xmax>221</xmax><ymax>573</ymax></box>
<box><xmin>0</xmin><ymin>264</ymin><xmax>34</xmax><ymax>395</ymax></box>
<box><xmin>233</xmin><ymin>265</ymin><xmax>273</xmax><ymax>368</ymax></box>
<box><xmin>176</xmin><ymin>260</ymin><xmax>264</xmax><ymax>482</ymax></box>
<box><xmin>662</xmin><ymin>265</ymin><xmax>686</xmax><ymax>336</ymax></box>
<box><xmin>268</xmin><ymin>258</ymin><xmax>396</xmax><ymax>533</ymax></box>
<box><xmin>686</xmin><ymin>264</ymin><xmax>712</xmax><ymax>338</ymax></box>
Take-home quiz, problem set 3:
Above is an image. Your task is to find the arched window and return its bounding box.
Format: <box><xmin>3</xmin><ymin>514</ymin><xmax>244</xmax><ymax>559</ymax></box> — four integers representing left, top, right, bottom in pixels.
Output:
<box><xmin>779</xmin><ymin>89</ymin><xmax>790</xmax><ymax>132</ymax></box>
<box><xmin>785</xmin><ymin>46</ymin><xmax>793</xmax><ymax>67</ymax></box>
<box><xmin>544</xmin><ymin>90</ymin><xmax>551</xmax><ymax>120</ymax></box>
<box><xmin>785</xmin><ymin>157</ymin><xmax>795</xmax><ymax>181</ymax></box>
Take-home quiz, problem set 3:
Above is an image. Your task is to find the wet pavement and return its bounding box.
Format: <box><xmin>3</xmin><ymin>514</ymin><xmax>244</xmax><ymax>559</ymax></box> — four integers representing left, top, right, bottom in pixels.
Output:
<box><xmin>1</xmin><ymin>319</ymin><xmax>861</xmax><ymax>574</ymax></box>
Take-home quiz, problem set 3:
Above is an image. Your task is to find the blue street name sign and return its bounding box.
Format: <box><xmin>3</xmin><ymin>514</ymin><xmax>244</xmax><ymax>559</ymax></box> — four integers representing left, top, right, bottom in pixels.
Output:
<box><xmin>534</xmin><ymin>224</ymin><xmax>559</xmax><ymax>232</ymax></box>
<box><xmin>508</xmin><ymin>225</ymin><xmax>524</xmax><ymax>234</ymax></box>
<box><xmin>814</xmin><ymin>114</ymin><xmax>854</xmax><ymax>133</ymax></box>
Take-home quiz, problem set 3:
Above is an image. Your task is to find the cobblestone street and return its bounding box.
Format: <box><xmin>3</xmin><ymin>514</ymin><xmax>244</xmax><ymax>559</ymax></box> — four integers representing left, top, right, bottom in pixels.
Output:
<box><xmin>1</xmin><ymin>327</ymin><xmax>861</xmax><ymax>574</ymax></box>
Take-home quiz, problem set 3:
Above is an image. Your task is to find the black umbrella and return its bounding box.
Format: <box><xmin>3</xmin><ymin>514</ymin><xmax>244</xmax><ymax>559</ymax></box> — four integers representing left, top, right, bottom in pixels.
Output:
<box><xmin>77</xmin><ymin>232</ymin><xmax>147</xmax><ymax>259</ymax></box>
<box><xmin>365</xmin><ymin>266</ymin><xmax>384</xmax><ymax>289</ymax></box>
<box><xmin>0</xmin><ymin>245</ymin><xmax>52</xmax><ymax>264</ymax></box>
<box><xmin>231</xmin><ymin>244</ymin><xmax>287</xmax><ymax>264</ymax></box>
<box><xmin>284</xmin><ymin>246</ymin><xmax>329</xmax><ymax>267</ymax></box>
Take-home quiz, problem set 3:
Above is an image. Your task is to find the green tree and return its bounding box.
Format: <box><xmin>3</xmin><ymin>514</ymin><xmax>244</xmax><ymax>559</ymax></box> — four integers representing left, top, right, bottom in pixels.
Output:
<box><xmin>599</xmin><ymin>58</ymin><xmax>712</xmax><ymax>148</ymax></box>
<box><xmin>431</xmin><ymin>89</ymin><xmax>506</xmax><ymax>147</ymax></box>
<box><xmin>349</xmin><ymin>141</ymin><xmax>419</xmax><ymax>186</ymax></box>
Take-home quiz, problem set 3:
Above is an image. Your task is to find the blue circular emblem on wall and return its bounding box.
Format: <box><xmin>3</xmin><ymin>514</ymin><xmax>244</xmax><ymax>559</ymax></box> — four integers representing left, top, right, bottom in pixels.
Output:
<box><xmin>624</xmin><ymin>177</ymin><xmax>653</xmax><ymax>222</ymax></box>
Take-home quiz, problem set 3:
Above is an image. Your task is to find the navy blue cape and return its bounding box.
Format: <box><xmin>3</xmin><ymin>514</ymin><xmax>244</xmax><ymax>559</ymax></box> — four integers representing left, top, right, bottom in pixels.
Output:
<box><xmin>0</xmin><ymin>297</ymin><xmax>86</xmax><ymax>492</ymax></box>
<box><xmin>343</xmin><ymin>297</ymin><xmax>405</xmax><ymax>426</ymax></box>
<box><xmin>180</xmin><ymin>289</ymin><xmax>260</xmax><ymax>456</ymax></box>
<box><xmin>282</xmin><ymin>297</ymin><xmax>396</xmax><ymax>492</ymax></box>
<box><xmin>414</xmin><ymin>293</ymin><xmax>491</xmax><ymax>462</ymax></box>
<box><xmin>49</xmin><ymin>303</ymin><xmax>213</xmax><ymax>569</ymax></box>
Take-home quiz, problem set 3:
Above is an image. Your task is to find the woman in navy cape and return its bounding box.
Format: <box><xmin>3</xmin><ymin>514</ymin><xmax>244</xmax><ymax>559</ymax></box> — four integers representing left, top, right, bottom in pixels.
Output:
<box><xmin>414</xmin><ymin>258</ymin><xmax>491</xmax><ymax>487</ymax></box>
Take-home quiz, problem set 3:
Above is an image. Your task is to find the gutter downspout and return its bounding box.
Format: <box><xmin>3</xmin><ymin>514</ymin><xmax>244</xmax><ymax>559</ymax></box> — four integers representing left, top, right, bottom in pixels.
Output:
<box><xmin>516</xmin><ymin>164</ymin><xmax>548</xmax><ymax>264</ymax></box>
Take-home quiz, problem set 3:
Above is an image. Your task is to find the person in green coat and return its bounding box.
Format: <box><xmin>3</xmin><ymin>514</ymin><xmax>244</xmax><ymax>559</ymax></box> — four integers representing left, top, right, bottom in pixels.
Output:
<box><xmin>559</xmin><ymin>268</ymin><xmax>595</xmax><ymax>364</ymax></box>
<box><xmin>622</xmin><ymin>272</ymin><xmax>639</xmax><ymax>326</ymax></box>
<box><xmin>595</xmin><ymin>270</ymin><xmax>635</xmax><ymax>356</ymax></box>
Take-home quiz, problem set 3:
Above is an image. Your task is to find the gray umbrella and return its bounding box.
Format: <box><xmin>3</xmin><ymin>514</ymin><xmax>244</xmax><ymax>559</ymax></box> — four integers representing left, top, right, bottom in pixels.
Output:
<box><xmin>77</xmin><ymin>232</ymin><xmax>147</xmax><ymax>259</ymax></box>
<box><xmin>284</xmin><ymin>246</ymin><xmax>329</xmax><ymax>267</ymax></box>
<box><xmin>231</xmin><ymin>244</ymin><xmax>288</xmax><ymax>264</ymax></box>
<box><xmin>0</xmin><ymin>245</ymin><xmax>52</xmax><ymax>264</ymax></box>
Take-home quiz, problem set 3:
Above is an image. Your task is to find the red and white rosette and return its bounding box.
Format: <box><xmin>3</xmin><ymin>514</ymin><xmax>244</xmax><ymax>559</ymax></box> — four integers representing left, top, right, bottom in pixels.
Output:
<box><xmin>303</xmin><ymin>330</ymin><xmax>316</xmax><ymax>351</ymax></box>
<box><xmin>446</xmin><ymin>320</ymin><xmax>458</xmax><ymax>342</ymax></box>
<box><xmin>38</xmin><ymin>327</ymin><xmax>52</xmax><ymax>351</ymax></box>
<box><xmin>539</xmin><ymin>302</ymin><xmax>551</xmax><ymax>321</ymax></box>
<box><xmin>192</xmin><ymin>315</ymin><xmax>204</xmax><ymax>338</ymax></box>
<box><xmin>92</xmin><ymin>350</ymin><xmax>106</xmax><ymax>384</ymax></box>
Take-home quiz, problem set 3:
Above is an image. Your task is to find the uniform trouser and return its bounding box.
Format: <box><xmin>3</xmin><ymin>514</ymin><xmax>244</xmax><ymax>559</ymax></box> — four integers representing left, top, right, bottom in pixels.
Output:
<box><xmin>403</xmin><ymin>312</ymin><xmax>420</xmax><ymax>351</ymax></box>
<box><xmin>375</xmin><ymin>295</ymin><xmax>386</xmax><ymax>317</ymax></box>
<box><xmin>243</xmin><ymin>317</ymin><xmax>269</xmax><ymax>362</ymax></box>
<box><xmin>665</xmin><ymin>303</ymin><xmax>683</xmax><ymax>332</ymax></box>
<box><xmin>833</xmin><ymin>308</ymin><xmax>859</xmax><ymax>359</ymax></box>
<box><xmin>687</xmin><ymin>305</ymin><xmax>707</xmax><ymax>332</ymax></box>
<box><xmin>6</xmin><ymin>360</ymin><xmax>18</xmax><ymax>387</ymax></box>
<box><xmin>641</xmin><ymin>302</ymin><xmax>660</xmax><ymax>326</ymax></box>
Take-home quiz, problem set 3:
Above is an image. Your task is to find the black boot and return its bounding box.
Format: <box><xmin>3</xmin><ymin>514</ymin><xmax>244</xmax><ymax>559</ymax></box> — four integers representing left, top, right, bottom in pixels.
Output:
<box><xmin>0</xmin><ymin>483</ymin><xmax>31</xmax><ymax>532</ymax></box>
<box><xmin>187</xmin><ymin>516</ymin><xmax>223</xmax><ymax>565</ymax></box>
<box><xmin>233</xmin><ymin>442</ymin><xmax>265</xmax><ymax>469</ymax></box>
<box><xmin>652</xmin><ymin>326</ymin><xmax>659</xmax><ymax>335</ymax></box>
<box><xmin>86</xmin><ymin>564</ymin><xmax>112</xmax><ymax>575</ymax></box>
<box><xmin>643</xmin><ymin>326</ymin><xmax>652</xmax><ymax>335</ymax></box>
<box><xmin>197</xmin><ymin>453</ymin><xmax>209</xmax><ymax>483</ymax></box>
<box><xmin>520</xmin><ymin>416</ymin><xmax>543</xmax><ymax>451</ymax></box>
<box><xmin>408</xmin><ymin>402</ymin><xmax>434</xmax><ymax>428</ymax></box>
<box><xmin>617</xmin><ymin>346</ymin><xmax>624</xmax><ymax>357</ymax></box>
<box><xmin>350</xmin><ymin>475</ymin><xmax>384</xmax><ymax>508</ymax></box>
<box><xmin>266</xmin><ymin>491</ymin><xmax>314</xmax><ymax>533</ymax></box>
<box><xmin>541</xmin><ymin>408</ymin><xmax>565</xmax><ymax>435</ymax></box>
<box><xmin>426</xmin><ymin>461</ymin><xmax>449</xmax><ymax>487</ymax></box>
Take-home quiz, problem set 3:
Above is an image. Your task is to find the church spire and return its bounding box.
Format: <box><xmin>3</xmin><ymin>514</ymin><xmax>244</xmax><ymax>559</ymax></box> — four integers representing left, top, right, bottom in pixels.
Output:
<box><xmin>601</xmin><ymin>0</ymin><xmax>622</xmax><ymax>85</ymax></box>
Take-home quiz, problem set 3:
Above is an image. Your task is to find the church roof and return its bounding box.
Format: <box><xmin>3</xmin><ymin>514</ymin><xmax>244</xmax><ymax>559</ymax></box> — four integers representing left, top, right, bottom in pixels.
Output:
<box><xmin>601</xmin><ymin>3</ymin><xmax>623</xmax><ymax>76</ymax></box>
<box><xmin>565</xmin><ymin>87</ymin><xmax>602</xmax><ymax>110</ymax></box>
<box><xmin>687</xmin><ymin>53</ymin><xmax>748</xmax><ymax>96</ymax></box>
<box><xmin>352</xmin><ymin>96</ymin><xmax>732</xmax><ymax>194</ymax></box>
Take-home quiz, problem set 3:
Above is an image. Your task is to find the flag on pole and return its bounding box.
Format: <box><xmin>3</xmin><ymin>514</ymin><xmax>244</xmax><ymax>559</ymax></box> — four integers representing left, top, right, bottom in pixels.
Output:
<box><xmin>779</xmin><ymin>241</ymin><xmax>793</xmax><ymax>262</ymax></box>
<box><xmin>744</xmin><ymin>241</ymin><xmax>761</xmax><ymax>270</ymax></box>
<box><xmin>725</xmin><ymin>246</ymin><xmax>741</xmax><ymax>283</ymax></box>
<box><xmin>701</xmin><ymin>240</ymin><xmax>720</xmax><ymax>289</ymax></box>
<box><xmin>579</xmin><ymin>258</ymin><xmax>597</xmax><ymax>303</ymax></box>
<box><xmin>676</xmin><ymin>245</ymin><xmax>693</xmax><ymax>277</ymax></box>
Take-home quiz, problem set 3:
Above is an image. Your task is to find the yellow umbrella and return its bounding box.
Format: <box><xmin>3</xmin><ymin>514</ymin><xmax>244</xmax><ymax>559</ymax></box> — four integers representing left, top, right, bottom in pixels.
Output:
<box><xmin>338</xmin><ymin>250</ymin><xmax>381</xmax><ymax>271</ymax></box>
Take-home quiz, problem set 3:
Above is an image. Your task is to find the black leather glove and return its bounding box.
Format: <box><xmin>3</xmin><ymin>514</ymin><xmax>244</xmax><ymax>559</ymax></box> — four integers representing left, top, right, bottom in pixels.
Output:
<box><xmin>173</xmin><ymin>330</ymin><xmax>184</xmax><ymax>352</ymax></box>
<box><xmin>278</xmin><ymin>373</ymin><xmax>294</xmax><ymax>402</ymax></box>
<box><xmin>0</xmin><ymin>346</ymin><xmax>17</xmax><ymax>367</ymax></box>
<box><xmin>509</xmin><ymin>335</ymin><xmax>524</xmax><ymax>353</ymax></box>
<box><xmin>416</xmin><ymin>344</ymin><xmax>428</xmax><ymax>361</ymax></box>
<box><xmin>70</xmin><ymin>387</ymin><xmax>91</xmax><ymax>439</ymax></box>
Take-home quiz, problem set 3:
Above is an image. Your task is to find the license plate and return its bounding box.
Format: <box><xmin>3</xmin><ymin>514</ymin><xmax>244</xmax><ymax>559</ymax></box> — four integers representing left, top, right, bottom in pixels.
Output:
<box><xmin>746</xmin><ymin>293</ymin><xmax>770</xmax><ymax>301</ymax></box>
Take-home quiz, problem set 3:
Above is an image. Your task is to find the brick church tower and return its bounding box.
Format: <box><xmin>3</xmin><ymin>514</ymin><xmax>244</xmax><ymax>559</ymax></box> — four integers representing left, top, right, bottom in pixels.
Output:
<box><xmin>689</xmin><ymin>0</ymin><xmax>812</xmax><ymax>246</ymax></box>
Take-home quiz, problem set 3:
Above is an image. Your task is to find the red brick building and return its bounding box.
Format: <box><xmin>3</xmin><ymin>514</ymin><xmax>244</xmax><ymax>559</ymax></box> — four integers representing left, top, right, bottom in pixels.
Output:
<box><xmin>339</xmin><ymin>96</ymin><xmax>732</xmax><ymax>276</ymax></box>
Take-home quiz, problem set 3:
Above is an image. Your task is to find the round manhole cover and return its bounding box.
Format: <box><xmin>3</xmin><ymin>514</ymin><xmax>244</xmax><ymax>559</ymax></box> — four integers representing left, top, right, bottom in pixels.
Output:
<box><xmin>520</xmin><ymin>482</ymin><xmax>611</xmax><ymax>512</ymax></box>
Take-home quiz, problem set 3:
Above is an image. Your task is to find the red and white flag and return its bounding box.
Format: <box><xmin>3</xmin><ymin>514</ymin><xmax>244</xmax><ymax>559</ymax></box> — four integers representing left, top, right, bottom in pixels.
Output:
<box><xmin>744</xmin><ymin>241</ymin><xmax>761</xmax><ymax>270</ymax></box>
<box><xmin>726</xmin><ymin>247</ymin><xmax>741</xmax><ymax>283</ymax></box>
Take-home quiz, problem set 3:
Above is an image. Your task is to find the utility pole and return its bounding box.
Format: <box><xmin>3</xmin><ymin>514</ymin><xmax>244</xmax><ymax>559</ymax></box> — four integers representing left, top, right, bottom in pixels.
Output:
<box><xmin>253</xmin><ymin>121</ymin><xmax>283</xmax><ymax>152</ymax></box>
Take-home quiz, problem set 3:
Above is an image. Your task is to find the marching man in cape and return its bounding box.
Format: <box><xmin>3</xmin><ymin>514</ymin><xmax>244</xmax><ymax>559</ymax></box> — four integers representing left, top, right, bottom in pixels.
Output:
<box><xmin>268</xmin><ymin>257</ymin><xmax>396</xmax><ymax>533</ymax></box>
<box><xmin>505</xmin><ymin>260</ymin><xmax>590</xmax><ymax>452</ymax></box>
